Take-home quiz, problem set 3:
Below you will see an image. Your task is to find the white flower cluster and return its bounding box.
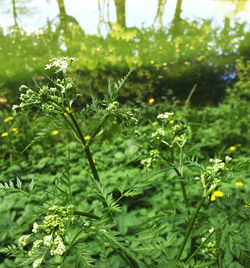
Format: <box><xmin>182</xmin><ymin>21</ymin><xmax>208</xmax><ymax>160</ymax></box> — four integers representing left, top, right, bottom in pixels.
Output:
<box><xmin>208</xmin><ymin>158</ymin><xmax>227</xmax><ymax>173</ymax></box>
<box><xmin>45</xmin><ymin>57</ymin><xmax>76</xmax><ymax>73</ymax></box>
<box><xmin>18</xmin><ymin>235</ymin><xmax>30</xmax><ymax>247</ymax></box>
<box><xmin>32</xmin><ymin>222</ymin><xmax>39</xmax><ymax>233</ymax></box>
<box><xmin>141</xmin><ymin>150</ymin><xmax>159</xmax><ymax>168</ymax></box>
<box><xmin>151</xmin><ymin>128</ymin><xmax>165</xmax><ymax>139</ymax></box>
<box><xmin>157</xmin><ymin>112</ymin><xmax>174</xmax><ymax>119</ymax></box>
<box><xmin>195</xmin><ymin>157</ymin><xmax>232</xmax><ymax>196</ymax></box>
<box><xmin>106</xmin><ymin>101</ymin><xmax>119</xmax><ymax>113</ymax></box>
<box><xmin>44</xmin><ymin>234</ymin><xmax>53</xmax><ymax>247</ymax></box>
<box><xmin>50</xmin><ymin>236</ymin><xmax>66</xmax><ymax>256</ymax></box>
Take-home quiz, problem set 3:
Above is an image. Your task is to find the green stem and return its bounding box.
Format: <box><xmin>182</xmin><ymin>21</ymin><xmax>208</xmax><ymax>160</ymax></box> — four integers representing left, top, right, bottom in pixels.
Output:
<box><xmin>68</xmin><ymin>112</ymin><xmax>100</xmax><ymax>183</ymax></box>
<box><xmin>180</xmin><ymin>181</ymin><xmax>188</xmax><ymax>208</ymax></box>
<box><xmin>185</xmin><ymin>229</ymin><xmax>215</xmax><ymax>263</ymax></box>
<box><xmin>99</xmin><ymin>231</ymin><xmax>139</xmax><ymax>268</ymax></box>
<box><xmin>61</xmin><ymin>113</ymin><xmax>80</xmax><ymax>140</ymax></box>
<box><xmin>176</xmin><ymin>195</ymin><xmax>206</xmax><ymax>260</ymax></box>
<box><xmin>74</xmin><ymin>210</ymin><xmax>101</xmax><ymax>220</ymax></box>
<box><xmin>164</xmin><ymin>149</ymin><xmax>188</xmax><ymax>208</ymax></box>
<box><xmin>85</xmin><ymin>114</ymin><xmax>109</xmax><ymax>147</ymax></box>
<box><xmin>179</xmin><ymin>147</ymin><xmax>188</xmax><ymax>208</ymax></box>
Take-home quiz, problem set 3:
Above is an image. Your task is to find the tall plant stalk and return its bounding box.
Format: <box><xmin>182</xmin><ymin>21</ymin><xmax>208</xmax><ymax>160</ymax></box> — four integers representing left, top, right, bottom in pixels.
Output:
<box><xmin>176</xmin><ymin>195</ymin><xmax>206</xmax><ymax>260</ymax></box>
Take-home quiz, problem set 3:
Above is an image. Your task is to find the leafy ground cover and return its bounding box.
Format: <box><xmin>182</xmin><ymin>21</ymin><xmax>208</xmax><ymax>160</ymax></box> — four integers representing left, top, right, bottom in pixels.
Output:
<box><xmin>0</xmin><ymin>58</ymin><xmax>249</xmax><ymax>268</ymax></box>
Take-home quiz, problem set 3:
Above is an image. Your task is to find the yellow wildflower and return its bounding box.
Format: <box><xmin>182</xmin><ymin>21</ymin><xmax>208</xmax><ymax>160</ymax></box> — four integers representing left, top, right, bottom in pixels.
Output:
<box><xmin>229</xmin><ymin>146</ymin><xmax>236</xmax><ymax>151</ymax></box>
<box><xmin>245</xmin><ymin>201</ymin><xmax>250</xmax><ymax>207</ymax></box>
<box><xmin>84</xmin><ymin>136</ymin><xmax>90</xmax><ymax>140</ymax></box>
<box><xmin>152</xmin><ymin>121</ymin><xmax>158</xmax><ymax>126</ymax></box>
<box><xmin>235</xmin><ymin>181</ymin><xmax>243</xmax><ymax>187</ymax></box>
<box><xmin>210</xmin><ymin>195</ymin><xmax>216</xmax><ymax>201</ymax></box>
<box><xmin>169</xmin><ymin>120</ymin><xmax>175</xmax><ymax>124</ymax></box>
<box><xmin>51</xmin><ymin>130</ymin><xmax>59</xmax><ymax>135</ymax></box>
<box><xmin>65</xmin><ymin>107</ymin><xmax>70</xmax><ymax>112</ymax></box>
<box><xmin>1</xmin><ymin>132</ymin><xmax>8</xmax><ymax>137</ymax></box>
<box><xmin>0</xmin><ymin>97</ymin><xmax>7</xmax><ymax>103</ymax></box>
<box><xmin>4</xmin><ymin>116</ymin><xmax>14</xmax><ymax>123</ymax></box>
<box><xmin>148</xmin><ymin>98</ymin><xmax>155</xmax><ymax>105</ymax></box>
<box><xmin>113</xmin><ymin>120</ymin><xmax>117</xmax><ymax>124</ymax></box>
<box><xmin>213</xmin><ymin>191</ymin><xmax>223</xmax><ymax>197</ymax></box>
<box><xmin>211</xmin><ymin>191</ymin><xmax>224</xmax><ymax>201</ymax></box>
<box><xmin>11</xmin><ymin>128</ymin><xmax>19</xmax><ymax>134</ymax></box>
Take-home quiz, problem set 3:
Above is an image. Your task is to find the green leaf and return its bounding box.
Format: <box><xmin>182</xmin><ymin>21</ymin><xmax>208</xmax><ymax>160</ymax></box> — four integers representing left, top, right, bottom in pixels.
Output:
<box><xmin>16</xmin><ymin>177</ymin><xmax>22</xmax><ymax>189</ymax></box>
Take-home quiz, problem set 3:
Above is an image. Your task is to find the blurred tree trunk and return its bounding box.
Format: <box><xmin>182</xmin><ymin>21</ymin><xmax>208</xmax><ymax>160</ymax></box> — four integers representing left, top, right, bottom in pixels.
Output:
<box><xmin>57</xmin><ymin>0</ymin><xmax>66</xmax><ymax>16</ymax></box>
<box><xmin>12</xmin><ymin>0</ymin><xmax>19</xmax><ymax>28</ymax></box>
<box><xmin>114</xmin><ymin>0</ymin><xmax>126</xmax><ymax>28</ymax></box>
<box><xmin>153</xmin><ymin>0</ymin><xmax>167</xmax><ymax>27</ymax></box>
<box><xmin>55</xmin><ymin>0</ymin><xmax>85</xmax><ymax>54</ymax></box>
<box><xmin>173</xmin><ymin>0</ymin><xmax>183</xmax><ymax>21</ymax></box>
<box><xmin>169</xmin><ymin>0</ymin><xmax>183</xmax><ymax>38</ymax></box>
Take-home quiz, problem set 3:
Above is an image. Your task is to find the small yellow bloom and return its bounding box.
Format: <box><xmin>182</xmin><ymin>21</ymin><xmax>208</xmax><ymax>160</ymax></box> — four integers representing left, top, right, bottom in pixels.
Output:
<box><xmin>148</xmin><ymin>98</ymin><xmax>155</xmax><ymax>105</ymax></box>
<box><xmin>152</xmin><ymin>121</ymin><xmax>158</xmax><ymax>126</ymax></box>
<box><xmin>210</xmin><ymin>195</ymin><xmax>216</xmax><ymax>201</ymax></box>
<box><xmin>169</xmin><ymin>120</ymin><xmax>175</xmax><ymax>124</ymax></box>
<box><xmin>0</xmin><ymin>97</ymin><xmax>7</xmax><ymax>103</ymax></box>
<box><xmin>84</xmin><ymin>136</ymin><xmax>90</xmax><ymax>140</ymax></box>
<box><xmin>213</xmin><ymin>191</ymin><xmax>223</xmax><ymax>197</ymax></box>
<box><xmin>245</xmin><ymin>201</ymin><xmax>250</xmax><ymax>207</ymax></box>
<box><xmin>237</xmin><ymin>144</ymin><xmax>242</xmax><ymax>147</ymax></box>
<box><xmin>11</xmin><ymin>128</ymin><xmax>19</xmax><ymax>134</ymax></box>
<box><xmin>1</xmin><ymin>132</ymin><xmax>8</xmax><ymax>137</ymax></box>
<box><xmin>66</xmin><ymin>107</ymin><xmax>70</xmax><ymax>112</ymax></box>
<box><xmin>229</xmin><ymin>146</ymin><xmax>236</xmax><ymax>151</ymax></box>
<box><xmin>235</xmin><ymin>181</ymin><xmax>243</xmax><ymax>187</ymax></box>
<box><xmin>113</xmin><ymin>120</ymin><xmax>117</xmax><ymax>124</ymax></box>
<box><xmin>4</xmin><ymin>116</ymin><xmax>14</xmax><ymax>123</ymax></box>
<box><xmin>51</xmin><ymin>130</ymin><xmax>59</xmax><ymax>135</ymax></box>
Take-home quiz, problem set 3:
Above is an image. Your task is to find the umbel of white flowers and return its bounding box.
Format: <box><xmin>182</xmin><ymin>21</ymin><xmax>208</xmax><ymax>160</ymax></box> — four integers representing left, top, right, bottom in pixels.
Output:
<box><xmin>45</xmin><ymin>57</ymin><xmax>76</xmax><ymax>73</ymax></box>
<box><xmin>12</xmin><ymin>57</ymin><xmax>77</xmax><ymax>114</ymax></box>
<box><xmin>157</xmin><ymin>112</ymin><xmax>174</xmax><ymax>119</ymax></box>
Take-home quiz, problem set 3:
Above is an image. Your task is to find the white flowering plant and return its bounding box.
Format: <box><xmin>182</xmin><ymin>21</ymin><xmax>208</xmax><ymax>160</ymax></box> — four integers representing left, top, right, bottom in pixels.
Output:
<box><xmin>1</xmin><ymin>57</ymin><xmax>143</xmax><ymax>268</ymax></box>
<box><xmin>0</xmin><ymin>57</ymin><xmax>249</xmax><ymax>268</ymax></box>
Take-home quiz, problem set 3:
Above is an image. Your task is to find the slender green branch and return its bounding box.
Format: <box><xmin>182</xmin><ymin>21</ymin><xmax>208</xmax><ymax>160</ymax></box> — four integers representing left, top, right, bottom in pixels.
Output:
<box><xmin>74</xmin><ymin>210</ymin><xmax>101</xmax><ymax>220</ymax></box>
<box><xmin>61</xmin><ymin>113</ymin><xmax>80</xmax><ymax>139</ymax></box>
<box><xmin>68</xmin><ymin>112</ymin><xmax>100</xmax><ymax>183</ymax></box>
<box><xmin>180</xmin><ymin>181</ymin><xmax>188</xmax><ymax>208</ymax></box>
<box><xmin>176</xmin><ymin>195</ymin><xmax>206</xmax><ymax>260</ymax></box>
<box><xmin>179</xmin><ymin>147</ymin><xmax>188</xmax><ymax>208</ymax></box>
<box><xmin>85</xmin><ymin>114</ymin><xmax>109</xmax><ymax>147</ymax></box>
<box><xmin>161</xmin><ymin>150</ymin><xmax>188</xmax><ymax>208</ymax></box>
<box><xmin>185</xmin><ymin>229</ymin><xmax>215</xmax><ymax>263</ymax></box>
<box><xmin>98</xmin><ymin>231</ymin><xmax>139</xmax><ymax>268</ymax></box>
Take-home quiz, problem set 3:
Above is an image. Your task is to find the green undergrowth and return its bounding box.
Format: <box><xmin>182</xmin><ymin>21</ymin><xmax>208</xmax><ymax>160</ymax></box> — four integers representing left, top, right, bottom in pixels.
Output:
<box><xmin>0</xmin><ymin>59</ymin><xmax>249</xmax><ymax>268</ymax></box>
